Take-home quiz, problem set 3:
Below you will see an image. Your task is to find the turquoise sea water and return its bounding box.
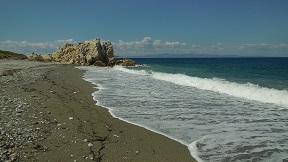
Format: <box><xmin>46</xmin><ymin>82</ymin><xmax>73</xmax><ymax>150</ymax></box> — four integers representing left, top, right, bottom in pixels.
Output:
<box><xmin>79</xmin><ymin>58</ymin><xmax>288</xmax><ymax>162</ymax></box>
<box><xmin>132</xmin><ymin>58</ymin><xmax>288</xmax><ymax>90</ymax></box>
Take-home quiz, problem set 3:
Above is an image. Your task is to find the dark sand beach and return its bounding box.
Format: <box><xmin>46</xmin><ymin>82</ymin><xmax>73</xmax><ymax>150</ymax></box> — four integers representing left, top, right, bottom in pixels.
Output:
<box><xmin>0</xmin><ymin>60</ymin><xmax>196</xmax><ymax>162</ymax></box>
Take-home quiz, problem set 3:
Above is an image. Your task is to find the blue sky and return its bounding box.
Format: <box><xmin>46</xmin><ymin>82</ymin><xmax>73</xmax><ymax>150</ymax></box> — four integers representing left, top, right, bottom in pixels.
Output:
<box><xmin>1</xmin><ymin>0</ymin><xmax>288</xmax><ymax>56</ymax></box>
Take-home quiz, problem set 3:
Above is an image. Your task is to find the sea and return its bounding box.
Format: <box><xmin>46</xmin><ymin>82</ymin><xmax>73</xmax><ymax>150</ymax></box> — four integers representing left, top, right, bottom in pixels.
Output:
<box><xmin>78</xmin><ymin>57</ymin><xmax>288</xmax><ymax>162</ymax></box>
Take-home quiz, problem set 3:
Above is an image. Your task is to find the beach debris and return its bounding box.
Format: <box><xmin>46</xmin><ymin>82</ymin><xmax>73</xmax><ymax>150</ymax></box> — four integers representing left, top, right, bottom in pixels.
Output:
<box><xmin>16</xmin><ymin>109</ymin><xmax>23</xmax><ymax>113</ymax></box>
<box><xmin>88</xmin><ymin>143</ymin><xmax>94</xmax><ymax>149</ymax></box>
<box><xmin>136</xmin><ymin>150</ymin><xmax>140</xmax><ymax>155</ymax></box>
<box><xmin>88</xmin><ymin>154</ymin><xmax>94</xmax><ymax>160</ymax></box>
<box><xmin>105</xmin><ymin>125</ymin><xmax>112</xmax><ymax>131</ymax></box>
<box><xmin>82</xmin><ymin>155</ymin><xmax>88</xmax><ymax>159</ymax></box>
<box><xmin>33</xmin><ymin>121</ymin><xmax>39</xmax><ymax>125</ymax></box>
<box><xmin>94</xmin><ymin>136</ymin><xmax>107</xmax><ymax>141</ymax></box>
<box><xmin>87</xmin><ymin>142</ymin><xmax>96</xmax><ymax>161</ymax></box>
<box><xmin>33</xmin><ymin>144</ymin><xmax>48</xmax><ymax>151</ymax></box>
<box><xmin>69</xmin><ymin>117</ymin><xmax>73</xmax><ymax>120</ymax></box>
<box><xmin>84</xmin><ymin>139</ymin><xmax>88</xmax><ymax>142</ymax></box>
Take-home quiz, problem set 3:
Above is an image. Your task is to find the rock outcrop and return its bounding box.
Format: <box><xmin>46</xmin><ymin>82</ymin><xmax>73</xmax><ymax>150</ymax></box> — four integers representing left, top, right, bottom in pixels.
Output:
<box><xmin>27</xmin><ymin>53</ymin><xmax>55</xmax><ymax>62</ymax></box>
<box><xmin>27</xmin><ymin>53</ymin><xmax>44</xmax><ymax>61</ymax></box>
<box><xmin>52</xmin><ymin>38</ymin><xmax>115</xmax><ymax>66</ymax></box>
<box><xmin>116</xmin><ymin>59</ymin><xmax>136</xmax><ymax>66</ymax></box>
<box><xmin>26</xmin><ymin>38</ymin><xmax>137</xmax><ymax>66</ymax></box>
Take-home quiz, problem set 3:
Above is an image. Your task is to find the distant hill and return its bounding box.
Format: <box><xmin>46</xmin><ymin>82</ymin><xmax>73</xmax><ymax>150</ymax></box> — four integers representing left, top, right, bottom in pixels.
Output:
<box><xmin>0</xmin><ymin>50</ymin><xmax>27</xmax><ymax>60</ymax></box>
<box><xmin>128</xmin><ymin>53</ymin><xmax>238</xmax><ymax>58</ymax></box>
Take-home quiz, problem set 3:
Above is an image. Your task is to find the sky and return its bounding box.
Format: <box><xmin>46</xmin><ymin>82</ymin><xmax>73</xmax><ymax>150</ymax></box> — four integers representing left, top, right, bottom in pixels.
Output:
<box><xmin>1</xmin><ymin>0</ymin><xmax>288</xmax><ymax>57</ymax></box>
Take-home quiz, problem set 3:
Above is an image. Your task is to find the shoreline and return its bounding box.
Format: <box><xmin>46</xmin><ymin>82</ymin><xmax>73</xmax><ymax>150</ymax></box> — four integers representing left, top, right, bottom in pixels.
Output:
<box><xmin>0</xmin><ymin>60</ymin><xmax>196</xmax><ymax>162</ymax></box>
<box><xmin>100</xmin><ymin>107</ymin><xmax>202</xmax><ymax>161</ymax></box>
<box><xmin>80</xmin><ymin>67</ymin><xmax>201</xmax><ymax>161</ymax></box>
<box><xmin>79</xmin><ymin>66</ymin><xmax>202</xmax><ymax>161</ymax></box>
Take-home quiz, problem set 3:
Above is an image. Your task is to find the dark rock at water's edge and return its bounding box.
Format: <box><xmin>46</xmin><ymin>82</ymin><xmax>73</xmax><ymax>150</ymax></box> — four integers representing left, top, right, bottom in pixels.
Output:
<box><xmin>116</xmin><ymin>59</ymin><xmax>136</xmax><ymax>66</ymax></box>
<box><xmin>0</xmin><ymin>50</ymin><xmax>28</xmax><ymax>60</ymax></box>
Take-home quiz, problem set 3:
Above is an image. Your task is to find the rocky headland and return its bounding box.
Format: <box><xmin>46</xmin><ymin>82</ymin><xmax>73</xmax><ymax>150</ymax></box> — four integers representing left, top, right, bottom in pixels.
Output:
<box><xmin>26</xmin><ymin>38</ymin><xmax>136</xmax><ymax>67</ymax></box>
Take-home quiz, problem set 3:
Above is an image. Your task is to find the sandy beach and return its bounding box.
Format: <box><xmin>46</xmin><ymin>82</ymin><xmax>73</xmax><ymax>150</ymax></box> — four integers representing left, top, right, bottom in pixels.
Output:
<box><xmin>0</xmin><ymin>60</ymin><xmax>196</xmax><ymax>162</ymax></box>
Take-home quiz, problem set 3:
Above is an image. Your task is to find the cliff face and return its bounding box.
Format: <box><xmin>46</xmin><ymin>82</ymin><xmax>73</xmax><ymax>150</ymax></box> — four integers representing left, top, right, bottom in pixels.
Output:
<box><xmin>51</xmin><ymin>38</ymin><xmax>115</xmax><ymax>66</ymax></box>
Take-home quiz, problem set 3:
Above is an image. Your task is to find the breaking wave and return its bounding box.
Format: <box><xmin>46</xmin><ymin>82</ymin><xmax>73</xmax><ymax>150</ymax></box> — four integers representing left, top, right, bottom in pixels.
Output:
<box><xmin>114</xmin><ymin>66</ymin><xmax>288</xmax><ymax>108</ymax></box>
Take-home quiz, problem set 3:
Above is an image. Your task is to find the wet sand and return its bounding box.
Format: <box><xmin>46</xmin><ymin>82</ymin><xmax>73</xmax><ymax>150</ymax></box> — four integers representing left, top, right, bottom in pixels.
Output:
<box><xmin>0</xmin><ymin>60</ymin><xmax>196</xmax><ymax>162</ymax></box>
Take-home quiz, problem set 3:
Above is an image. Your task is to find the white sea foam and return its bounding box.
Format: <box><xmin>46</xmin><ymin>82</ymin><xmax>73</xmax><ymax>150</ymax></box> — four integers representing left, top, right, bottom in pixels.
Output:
<box><xmin>113</xmin><ymin>67</ymin><xmax>288</xmax><ymax>108</ymax></box>
<box><xmin>78</xmin><ymin>66</ymin><xmax>288</xmax><ymax>162</ymax></box>
<box><xmin>113</xmin><ymin>65</ymin><xmax>151</xmax><ymax>75</ymax></box>
<box><xmin>188</xmin><ymin>139</ymin><xmax>205</xmax><ymax>162</ymax></box>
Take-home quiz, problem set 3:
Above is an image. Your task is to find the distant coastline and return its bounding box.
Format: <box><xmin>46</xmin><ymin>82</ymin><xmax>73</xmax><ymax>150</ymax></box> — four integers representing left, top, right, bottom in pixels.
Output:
<box><xmin>128</xmin><ymin>53</ymin><xmax>238</xmax><ymax>58</ymax></box>
<box><xmin>128</xmin><ymin>53</ymin><xmax>288</xmax><ymax>58</ymax></box>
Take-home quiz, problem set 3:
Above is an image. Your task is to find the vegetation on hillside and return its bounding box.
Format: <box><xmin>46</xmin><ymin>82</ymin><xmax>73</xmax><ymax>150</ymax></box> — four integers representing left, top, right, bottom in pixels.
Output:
<box><xmin>0</xmin><ymin>50</ymin><xmax>27</xmax><ymax>59</ymax></box>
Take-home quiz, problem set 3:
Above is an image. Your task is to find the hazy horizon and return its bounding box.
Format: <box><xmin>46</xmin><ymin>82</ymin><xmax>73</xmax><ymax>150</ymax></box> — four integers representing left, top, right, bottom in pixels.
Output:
<box><xmin>1</xmin><ymin>0</ymin><xmax>288</xmax><ymax>57</ymax></box>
